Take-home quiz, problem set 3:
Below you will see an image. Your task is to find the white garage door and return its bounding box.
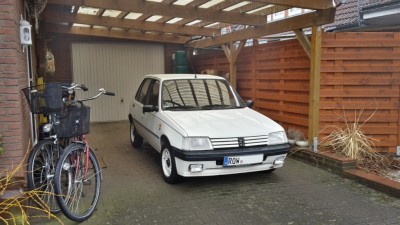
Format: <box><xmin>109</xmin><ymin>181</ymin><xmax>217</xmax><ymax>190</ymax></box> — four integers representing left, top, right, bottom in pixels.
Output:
<box><xmin>72</xmin><ymin>43</ymin><xmax>165</xmax><ymax>122</ymax></box>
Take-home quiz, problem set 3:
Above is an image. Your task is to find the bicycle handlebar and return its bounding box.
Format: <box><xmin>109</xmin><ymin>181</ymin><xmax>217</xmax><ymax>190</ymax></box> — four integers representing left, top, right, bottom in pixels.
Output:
<box><xmin>65</xmin><ymin>88</ymin><xmax>116</xmax><ymax>103</ymax></box>
<box><xmin>61</xmin><ymin>83</ymin><xmax>89</xmax><ymax>92</ymax></box>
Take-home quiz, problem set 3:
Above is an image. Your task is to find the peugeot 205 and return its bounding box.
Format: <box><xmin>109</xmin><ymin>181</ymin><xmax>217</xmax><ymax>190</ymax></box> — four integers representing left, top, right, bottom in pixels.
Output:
<box><xmin>128</xmin><ymin>74</ymin><xmax>290</xmax><ymax>183</ymax></box>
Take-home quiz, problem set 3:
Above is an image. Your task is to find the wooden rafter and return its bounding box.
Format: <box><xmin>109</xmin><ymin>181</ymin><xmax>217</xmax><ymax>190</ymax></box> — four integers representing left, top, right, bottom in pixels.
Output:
<box><xmin>42</xmin><ymin>11</ymin><xmax>219</xmax><ymax>37</ymax></box>
<box><xmin>44</xmin><ymin>23</ymin><xmax>190</xmax><ymax>44</ymax></box>
<box><xmin>187</xmin><ymin>8</ymin><xmax>336</xmax><ymax>48</ymax></box>
<box><xmin>47</xmin><ymin>0</ymin><xmax>267</xmax><ymax>25</ymax></box>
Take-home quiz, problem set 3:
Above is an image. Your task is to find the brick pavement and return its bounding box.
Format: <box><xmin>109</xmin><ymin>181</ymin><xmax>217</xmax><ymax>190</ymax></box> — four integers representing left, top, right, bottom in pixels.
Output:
<box><xmin>39</xmin><ymin>121</ymin><xmax>400</xmax><ymax>225</ymax></box>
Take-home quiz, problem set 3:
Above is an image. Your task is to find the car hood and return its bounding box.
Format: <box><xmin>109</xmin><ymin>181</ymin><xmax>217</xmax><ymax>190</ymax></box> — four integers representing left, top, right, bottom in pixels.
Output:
<box><xmin>163</xmin><ymin>108</ymin><xmax>284</xmax><ymax>138</ymax></box>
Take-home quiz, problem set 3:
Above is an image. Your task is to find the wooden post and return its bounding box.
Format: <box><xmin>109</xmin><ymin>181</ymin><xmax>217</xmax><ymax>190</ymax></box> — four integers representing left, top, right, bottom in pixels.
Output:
<box><xmin>221</xmin><ymin>40</ymin><xmax>245</xmax><ymax>89</ymax></box>
<box><xmin>308</xmin><ymin>26</ymin><xmax>322</xmax><ymax>143</ymax></box>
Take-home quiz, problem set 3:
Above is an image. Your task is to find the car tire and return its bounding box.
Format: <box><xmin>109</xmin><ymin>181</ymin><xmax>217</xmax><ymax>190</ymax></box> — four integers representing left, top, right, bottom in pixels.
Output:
<box><xmin>161</xmin><ymin>144</ymin><xmax>181</xmax><ymax>184</ymax></box>
<box><xmin>130</xmin><ymin>122</ymin><xmax>143</xmax><ymax>148</ymax></box>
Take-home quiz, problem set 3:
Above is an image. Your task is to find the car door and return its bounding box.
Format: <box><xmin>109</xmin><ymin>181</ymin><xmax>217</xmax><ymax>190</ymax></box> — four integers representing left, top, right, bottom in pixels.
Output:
<box><xmin>132</xmin><ymin>78</ymin><xmax>152</xmax><ymax>140</ymax></box>
<box><xmin>132</xmin><ymin>78</ymin><xmax>162</xmax><ymax>150</ymax></box>
<box><xmin>142</xmin><ymin>80</ymin><xmax>162</xmax><ymax>151</ymax></box>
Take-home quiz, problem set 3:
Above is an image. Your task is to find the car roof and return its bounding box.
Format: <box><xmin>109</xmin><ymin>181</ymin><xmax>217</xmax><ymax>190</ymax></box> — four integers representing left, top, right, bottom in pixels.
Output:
<box><xmin>144</xmin><ymin>74</ymin><xmax>226</xmax><ymax>81</ymax></box>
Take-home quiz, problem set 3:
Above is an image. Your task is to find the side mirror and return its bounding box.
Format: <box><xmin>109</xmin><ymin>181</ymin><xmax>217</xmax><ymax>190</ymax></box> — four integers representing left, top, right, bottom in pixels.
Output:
<box><xmin>245</xmin><ymin>100</ymin><xmax>254</xmax><ymax>108</ymax></box>
<box><xmin>143</xmin><ymin>105</ymin><xmax>159</xmax><ymax>113</ymax></box>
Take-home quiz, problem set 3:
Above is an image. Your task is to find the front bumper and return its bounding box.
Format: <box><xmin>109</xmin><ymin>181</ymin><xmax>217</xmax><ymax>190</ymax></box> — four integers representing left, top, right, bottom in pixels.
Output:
<box><xmin>172</xmin><ymin>143</ymin><xmax>290</xmax><ymax>177</ymax></box>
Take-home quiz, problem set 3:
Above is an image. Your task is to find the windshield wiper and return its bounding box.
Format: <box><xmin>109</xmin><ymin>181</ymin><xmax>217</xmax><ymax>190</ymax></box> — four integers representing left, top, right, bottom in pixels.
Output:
<box><xmin>201</xmin><ymin>104</ymin><xmax>231</xmax><ymax>110</ymax></box>
<box><xmin>164</xmin><ymin>105</ymin><xmax>197</xmax><ymax>111</ymax></box>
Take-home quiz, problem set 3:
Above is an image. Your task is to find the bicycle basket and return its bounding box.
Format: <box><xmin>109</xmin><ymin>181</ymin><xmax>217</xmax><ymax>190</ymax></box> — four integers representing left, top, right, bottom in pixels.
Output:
<box><xmin>54</xmin><ymin>106</ymin><xmax>90</xmax><ymax>138</ymax></box>
<box><xmin>22</xmin><ymin>83</ymin><xmax>63</xmax><ymax>114</ymax></box>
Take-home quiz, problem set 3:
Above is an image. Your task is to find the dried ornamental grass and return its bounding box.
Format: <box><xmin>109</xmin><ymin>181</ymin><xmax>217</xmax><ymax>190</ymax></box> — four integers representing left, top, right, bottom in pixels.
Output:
<box><xmin>320</xmin><ymin>108</ymin><xmax>400</xmax><ymax>177</ymax></box>
<box><xmin>0</xmin><ymin>142</ymin><xmax>63</xmax><ymax>225</ymax></box>
<box><xmin>320</xmin><ymin>109</ymin><xmax>382</xmax><ymax>164</ymax></box>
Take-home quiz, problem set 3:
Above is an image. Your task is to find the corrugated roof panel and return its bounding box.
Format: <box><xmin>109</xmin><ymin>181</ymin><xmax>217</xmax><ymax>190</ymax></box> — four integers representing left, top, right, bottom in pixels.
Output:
<box><xmin>223</xmin><ymin>2</ymin><xmax>251</xmax><ymax>11</ymax></box>
<box><xmin>103</xmin><ymin>9</ymin><xmax>122</xmax><ymax>17</ymax></box>
<box><xmin>173</xmin><ymin>0</ymin><xmax>194</xmax><ymax>6</ymax></box>
<box><xmin>199</xmin><ymin>0</ymin><xmax>224</xmax><ymax>9</ymax></box>
<box><xmin>125</xmin><ymin>12</ymin><xmax>143</xmax><ymax>20</ymax></box>
<box><xmin>77</xmin><ymin>7</ymin><xmax>99</xmax><ymax>15</ymax></box>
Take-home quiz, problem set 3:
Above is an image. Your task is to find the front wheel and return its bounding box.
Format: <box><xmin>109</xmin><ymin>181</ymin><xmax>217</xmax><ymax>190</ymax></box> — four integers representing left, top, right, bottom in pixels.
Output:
<box><xmin>27</xmin><ymin>139</ymin><xmax>61</xmax><ymax>214</ymax></box>
<box><xmin>161</xmin><ymin>144</ymin><xmax>180</xmax><ymax>184</ymax></box>
<box><xmin>54</xmin><ymin>143</ymin><xmax>102</xmax><ymax>222</ymax></box>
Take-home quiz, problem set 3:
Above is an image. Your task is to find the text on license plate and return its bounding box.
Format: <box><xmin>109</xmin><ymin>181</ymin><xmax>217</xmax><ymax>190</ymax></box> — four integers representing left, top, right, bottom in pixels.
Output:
<box><xmin>223</xmin><ymin>154</ymin><xmax>263</xmax><ymax>167</ymax></box>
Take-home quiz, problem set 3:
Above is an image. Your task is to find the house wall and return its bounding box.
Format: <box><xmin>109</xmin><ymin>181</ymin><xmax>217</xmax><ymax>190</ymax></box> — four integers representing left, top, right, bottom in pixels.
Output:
<box><xmin>0</xmin><ymin>0</ymin><xmax>33</xmax><ymax>172</ymax></box>
<box><xmin>192</xmin><ymin>32</ymin><xmax>400</xmax><ymax>153</ymax></box>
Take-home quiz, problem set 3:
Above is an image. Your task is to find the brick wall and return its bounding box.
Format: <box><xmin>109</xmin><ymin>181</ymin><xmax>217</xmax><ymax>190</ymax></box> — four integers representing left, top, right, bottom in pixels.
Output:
<box><xmin>0</xmin><ymin>0</ymin><xmax>32</xmax><ymax>172</ymax></box>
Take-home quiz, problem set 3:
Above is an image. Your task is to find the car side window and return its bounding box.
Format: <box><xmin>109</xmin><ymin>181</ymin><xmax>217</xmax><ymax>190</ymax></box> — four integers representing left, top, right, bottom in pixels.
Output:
<box><xmin>135</xmin><ymin>78</ymin><xmax>152</xmax><ymax>104</ymax></box>
<box><xmin>147</xmin><ymin>81</ymin><xmax>160</xmax><ymax>106</ymax></box>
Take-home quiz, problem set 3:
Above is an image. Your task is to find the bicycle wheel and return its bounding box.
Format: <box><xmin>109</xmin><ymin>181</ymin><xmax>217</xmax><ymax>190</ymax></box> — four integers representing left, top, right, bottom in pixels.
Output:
<box><xmin>27</xmin><ymin>139</ymin><xmax>61</xmax><ymax>214</ymax></box>
<box><xmin>54</xmin><ymin>143</ymin><xmax>102</xmax><ymax>222</ymax></box>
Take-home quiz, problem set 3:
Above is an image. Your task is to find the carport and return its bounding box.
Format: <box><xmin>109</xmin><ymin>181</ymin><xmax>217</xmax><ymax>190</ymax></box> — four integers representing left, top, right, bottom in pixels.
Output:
<box><xmin>0</xmin><ymin>0</ymin><xmax>342</xmax><ymax>176</ymax></box>
<box><xmin>40</xmin><ymin>0</ymin><xmax>339</xmax><ymax>139</ymax></box>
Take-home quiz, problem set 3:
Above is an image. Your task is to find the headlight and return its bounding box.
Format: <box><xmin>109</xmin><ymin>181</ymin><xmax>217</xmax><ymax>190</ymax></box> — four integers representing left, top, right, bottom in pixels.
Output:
<box><xmin>42</xmin><ymin>123</ymin><xmax>52</xmax><ymax>133</ymax></box>
<box><xmin>182</xmin><ymin>137</ymin><xmax>213</xmax><ymax>151</ymax></box>
<box><xmin>268</xmin><ymin>131</ymin><xmax>287</xmax><ymax>145</ymax></box>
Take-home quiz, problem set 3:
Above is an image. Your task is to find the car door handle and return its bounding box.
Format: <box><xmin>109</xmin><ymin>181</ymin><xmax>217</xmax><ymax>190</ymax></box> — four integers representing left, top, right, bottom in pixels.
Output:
<box><xmin>132</xmin><ymin>104</ymin><xmax>135</xmax><ymax>107</ymax></box>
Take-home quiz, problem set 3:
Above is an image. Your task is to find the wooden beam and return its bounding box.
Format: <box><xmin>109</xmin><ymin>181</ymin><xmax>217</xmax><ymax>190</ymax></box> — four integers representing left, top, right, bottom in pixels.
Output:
<box><xmin>308</xmin><ymin>26</ymin><xmax>322</xmax><ymax>144</ymax></box>
<box><xmin>187</xmin><ymin>8</ymin><xmax>336</xmax><ymax>48</ymax></box>
<box><xmin>41</xmin><ymin>11</ymin><xmax>219</xmax><ymax>37</ymax></box>
<box><xmin>249</xmin><ymin>0</ymin><xmax>336</xmax><ymax>10</ymax></box>
<box><xmin>47</xmin><ymin>0</ymin><xmax>267</xmax><ymax>25</ymax></box>
<box><xmin>44</xmin><ymin>23</ymin><xmax>190</xmax><ymax>44</ymax></box>
<box><xmin>293</xmin><ymin>29</ymin><xmax>311</xmax><ymax>58</ymax></box>
<box><xmin>221</xmin><ymin>40</ymin><xmax>246</xmax><ymax>89</ymax></box>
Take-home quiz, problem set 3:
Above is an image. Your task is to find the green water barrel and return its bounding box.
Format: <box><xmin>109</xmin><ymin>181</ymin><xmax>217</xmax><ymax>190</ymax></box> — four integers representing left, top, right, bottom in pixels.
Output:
<box><xmin>174</xmin><ymin>50</ymin><xmax>188</xmax><ymax>66</ymax></box>
<box><xmin>173</xmin><ymin>65</ymin><xmax>189</xmax><ymax>74</ymax></box>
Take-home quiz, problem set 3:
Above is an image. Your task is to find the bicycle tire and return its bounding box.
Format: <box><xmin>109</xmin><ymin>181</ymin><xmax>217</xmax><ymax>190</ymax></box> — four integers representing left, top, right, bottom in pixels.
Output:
<box><xmin>27</xmin><ymin>139</ymin><xmax>62</xmax><ymax>214</ymax></box>
<box><xmin>54</xmin><ymin>143</ymin><xmax>102</xmax><ymax>222</ymax></box>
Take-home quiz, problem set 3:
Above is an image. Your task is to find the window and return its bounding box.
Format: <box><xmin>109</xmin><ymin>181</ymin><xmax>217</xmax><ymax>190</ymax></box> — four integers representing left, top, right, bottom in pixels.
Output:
<box><xmin>148</xmin><ymin>81</ymin><xmax>160</xmax><ymax>106</ymax></box>
<box><xmin>272</xmin><ymin>11</ymin><xmax>285</xmax><ymax>20</ymax></box>
<box><xmin>162</xmin><ymin>79</ymin><xmax>244</xmax><ymax>110</ymax></box>
<box><xmin>135</xmin><ymin>78</ymin><xmax>152</xmax><ymax>104</ymax></box>
<box><xmin>288</xmin><ymin>8</ymin><xmax>301</xmax><ymax>16</ymax></box>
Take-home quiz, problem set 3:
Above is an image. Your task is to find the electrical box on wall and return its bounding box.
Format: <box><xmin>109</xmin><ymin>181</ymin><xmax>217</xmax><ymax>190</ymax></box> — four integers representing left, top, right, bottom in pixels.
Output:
<box><xmin>397</xmin><ymin>146</ymin><xmax>400</xmax><ymax>156</ymax></box>
<box><xmin>20</xmin><ymin>18</ymin><xmax>32</xmax><ymax>45</ymax></box>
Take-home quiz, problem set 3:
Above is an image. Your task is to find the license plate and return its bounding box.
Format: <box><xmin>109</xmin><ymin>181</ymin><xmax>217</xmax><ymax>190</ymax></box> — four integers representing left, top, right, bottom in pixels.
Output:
<box><xmin>223</xmin><ymin>155</ymin><xmax>263</xmax><ymax>167</ymax></box>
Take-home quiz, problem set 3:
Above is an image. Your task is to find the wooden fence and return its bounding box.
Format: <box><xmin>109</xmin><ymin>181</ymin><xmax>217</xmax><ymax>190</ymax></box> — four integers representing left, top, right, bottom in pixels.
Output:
<box><xmin>192</xmin><ymin>32</ymin><xmax>400</xmax><ymax>153</ymax></box>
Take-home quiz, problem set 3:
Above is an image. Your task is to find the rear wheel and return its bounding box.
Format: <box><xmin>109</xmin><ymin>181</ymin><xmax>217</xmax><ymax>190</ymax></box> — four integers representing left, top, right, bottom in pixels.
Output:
<box><xmin>161</xmin><ymin>144</ymin><xmax>180</xmax><ymax>184</ymax></box>
<box><xmin>54</xmin><ymin>143</ymin><xmax>101</xmax><ymax>222</ymax></box>
<box><xmin>27</xmin><ymin>139</ymin><xmax>61</xmax><ymax>214</ymax></box>
<box><xmin>130</xmin><ymin>122</ymin><xmax>143</xmax><ymax>148</ymax></box>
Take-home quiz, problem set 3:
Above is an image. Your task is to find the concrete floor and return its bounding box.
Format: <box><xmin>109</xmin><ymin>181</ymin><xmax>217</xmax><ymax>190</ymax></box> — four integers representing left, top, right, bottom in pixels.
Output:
<box><xmin>38</xmin><ymin>121</ymin><xmax>400</xmax><ymax>225</ymax></box>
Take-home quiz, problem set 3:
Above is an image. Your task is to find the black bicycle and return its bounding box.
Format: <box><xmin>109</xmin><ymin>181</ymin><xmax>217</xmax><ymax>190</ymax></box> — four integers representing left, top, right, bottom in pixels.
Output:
<box><xmin>23</xmin><ymin>82</ymin><xmax>87</xmax><ymax>213</ymax></box>
<box><xmin>23</xmin><ymin>83</ymin><xmax>114</xmax><ymax>221</ymax></box>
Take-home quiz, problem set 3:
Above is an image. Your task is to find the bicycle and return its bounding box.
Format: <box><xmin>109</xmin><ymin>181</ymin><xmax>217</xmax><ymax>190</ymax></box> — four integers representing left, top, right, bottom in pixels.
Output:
<box><xmin>53</xmin><ymin>87</ymin><xmax>114</xmax><ymax>222</ymax></box>
<box><xmin>23</xmin><ymin>82</ymin><xmax>88</xmax><ymax>213</ymax></box>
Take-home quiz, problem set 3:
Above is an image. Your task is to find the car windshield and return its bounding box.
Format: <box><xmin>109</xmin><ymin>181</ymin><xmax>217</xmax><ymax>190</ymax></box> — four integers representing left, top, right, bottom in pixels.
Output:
<box><xmin>162</xmin><ymin>78</ymin><xmax>246</xmax><ymax>111</ymax></box>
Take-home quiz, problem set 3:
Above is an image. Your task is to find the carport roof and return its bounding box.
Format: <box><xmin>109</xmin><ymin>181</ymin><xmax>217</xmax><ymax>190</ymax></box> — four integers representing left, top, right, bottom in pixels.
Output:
<box><xmin>41</xmin><ymin>0</ymin><xmax>340</xmax><ymax>48</ymax></box>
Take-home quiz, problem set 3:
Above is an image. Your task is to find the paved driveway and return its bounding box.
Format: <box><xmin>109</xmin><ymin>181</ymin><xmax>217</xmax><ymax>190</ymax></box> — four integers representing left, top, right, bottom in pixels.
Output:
<box><xmin>40</xmin><ymin>121</ymin><xmax>400</xmax><ymax>225</ymax></box>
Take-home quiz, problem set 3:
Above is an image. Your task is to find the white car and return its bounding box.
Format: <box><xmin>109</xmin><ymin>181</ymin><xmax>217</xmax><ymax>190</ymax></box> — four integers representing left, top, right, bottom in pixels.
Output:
<box><xmin>128</xmin><ymin>74</ymin><xmax>289</xmax><ymax>183</ymax></box>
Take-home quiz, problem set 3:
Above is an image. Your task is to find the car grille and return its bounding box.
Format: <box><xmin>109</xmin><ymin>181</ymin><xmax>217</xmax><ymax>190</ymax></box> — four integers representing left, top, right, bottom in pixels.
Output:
<box><xmin>210</xmin><ymin>135</ymin><xmax>268</xmax><ymax>149</ymax></box>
